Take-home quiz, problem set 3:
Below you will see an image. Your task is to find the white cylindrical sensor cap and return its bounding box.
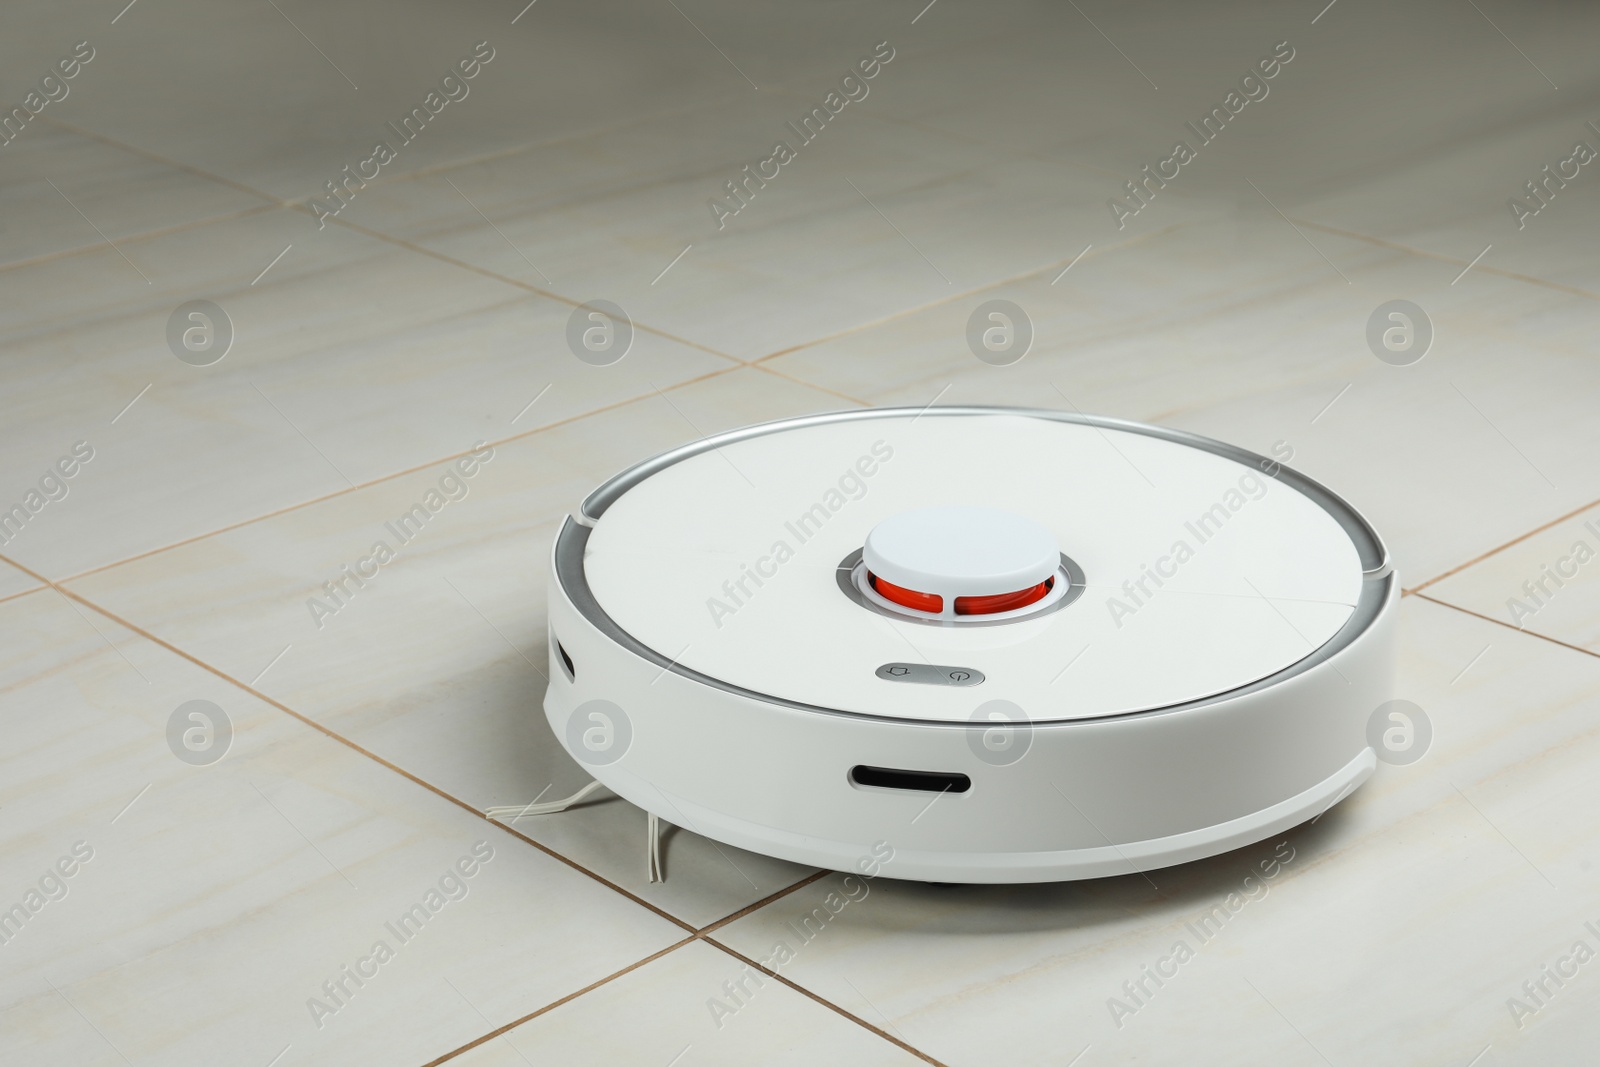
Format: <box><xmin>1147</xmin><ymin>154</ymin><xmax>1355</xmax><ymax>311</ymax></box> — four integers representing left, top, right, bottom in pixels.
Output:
<box><xmin>863</xmin><ymin>506</ymin><xmax>1060</xmax><ymax>599</ymax></box>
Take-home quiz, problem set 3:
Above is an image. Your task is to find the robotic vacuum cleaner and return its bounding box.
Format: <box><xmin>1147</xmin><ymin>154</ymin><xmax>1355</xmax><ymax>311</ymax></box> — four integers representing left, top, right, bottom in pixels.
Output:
<box><xmin>543</xmin><ymin>407</ymin><xmax>1396</xmax><ymax>883</ymax></box>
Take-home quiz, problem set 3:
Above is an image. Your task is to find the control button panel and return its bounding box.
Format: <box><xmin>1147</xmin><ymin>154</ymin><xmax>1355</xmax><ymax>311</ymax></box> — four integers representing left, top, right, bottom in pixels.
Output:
<box><xmin>875</xmin><ymin>663</ymin><xmax>985</xmax><ymax>687</ymax></box>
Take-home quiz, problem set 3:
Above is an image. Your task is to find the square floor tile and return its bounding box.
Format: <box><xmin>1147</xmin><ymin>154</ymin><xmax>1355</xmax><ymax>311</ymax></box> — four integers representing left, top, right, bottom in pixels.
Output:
<box><xmin>766</xmin><ymin>214</ymin><xmax>1600</xmax><ymax>586</ymax></box>
<box><xmin>1425</xmin><ymin>504</ymin><xmax>1600</xmax><ymax>654</ymax></box>
<box><xmin>0</xmin><ymin>0</ymin><xmax>896</xmax><ymax>201</ymax></box>
<box><xmin>0</xmin><ymin>587</ymin><xmax>684</xmax><ymax>1067</ymax></box>
<box><xmin>337</xmin><ymin>97</ymin><xmax>1135</xmax><ymax>361</ymax></box>
<box><xmin>447</xmin><ymin>940</ymin><xmax>924</xmax><ymax>1067</ymax></box>
<box><xmin>68</xmin><ymin>368</ymin><xmax>847</xmax><ymax>926</ymax></box>
<box><xmin>715</xmin><ymin>596</ymin><xmax>1600</xmax><ymax>1067</ymax></box>
<box><xmin>0</xmin><ymin>122</ymin><xmax>268</xmax><ymax>268</ymax></box>
<box><xmin>0</xmin><ymin>207</ymin><xmax>730</xmax><ymax>579</ymax></box>
<box><xmin>0</xmin><ymin>557</ymin><xmax>42</xmax><ymax>601</ymax></box>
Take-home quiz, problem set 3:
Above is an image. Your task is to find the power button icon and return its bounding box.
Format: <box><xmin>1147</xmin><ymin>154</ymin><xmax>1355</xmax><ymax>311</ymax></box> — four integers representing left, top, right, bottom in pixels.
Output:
<box><xmin>948</xmin><ymin>671</ymin><xmax>971</xmax><ymax>682</ymax></box>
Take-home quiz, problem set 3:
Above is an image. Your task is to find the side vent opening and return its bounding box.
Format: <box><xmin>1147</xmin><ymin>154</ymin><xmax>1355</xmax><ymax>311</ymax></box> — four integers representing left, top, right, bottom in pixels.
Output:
<box><xmin>850</xmin><ymin>765</ymin><xmax>971</xmax><ymax>794</ymax></box>
<box><xmin>555</xmin><ymin>637</ymin><xmax>575</xmax><ymax>682</ymax></box>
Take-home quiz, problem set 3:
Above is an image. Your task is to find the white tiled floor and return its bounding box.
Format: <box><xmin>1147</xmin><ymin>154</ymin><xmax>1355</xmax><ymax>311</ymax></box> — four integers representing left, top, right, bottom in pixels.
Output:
<box><xmin>3</xmin><ymin>0</ymin><xmax>1599</xmax><ymax>1063</ymax></box>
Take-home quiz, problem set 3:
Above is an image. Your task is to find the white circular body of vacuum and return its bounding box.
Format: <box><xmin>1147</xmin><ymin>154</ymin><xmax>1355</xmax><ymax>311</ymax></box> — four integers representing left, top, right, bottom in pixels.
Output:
<box><xmin>545</xmin><ymin>407</ymin><xmax>1397</xmax><ymax>883</ymax></box>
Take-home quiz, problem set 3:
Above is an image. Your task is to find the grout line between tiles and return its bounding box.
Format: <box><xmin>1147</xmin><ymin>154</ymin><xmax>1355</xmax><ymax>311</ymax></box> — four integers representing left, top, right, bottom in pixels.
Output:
<box><xmin>7</xmin><ymin>568</ymin><xmax>872</xmax><ymax>1067</ymax></box>
<box><xmin>0</xmin><ymin>581</ymin><xmax>48</xmax><ymax>608</ymax></box>
<box><xmin>41</xmin><ymin>80</ymin><xmax>1144</xmax><ymax>375</ymax></box>
<box><xmin>1</xmin><ymin>565</ymin><xmax>701</xmax><ymax>935</ymax></box>
<box><xmin>30</xmin><ymin>65</ymin><xmax>1600</xmax><ymax>1067</ymax></box>
<box><xmin>49</xmin><ymin>363</ymin><xmax>746</xmax><ymax>586</ymax></box>
<box><xmin>700</xmin><ymin>935</ymin><xmax>953</xmax><ymax>1067</ymax></box>
<box><xmin>0</xmin><ymin>203</ymin><xmax>281</xmax><ymax>277</ymax></box>
<box><xmin>288</xmin><ymin>101</ymin><xmax>720</xmax><ymax>199</ymax></box>
<box><xmin>414</xmin><ymin>592</ymin><xmax>1596</xmax><ymax>1067</ymax></box>
<box><xmin>1414</xmin><ymin>592</ymin><xmax>1600</xmax><ymax>662</ymax></box>
<box><xmin>23</xmin><ymin>117</ymin><xmax>746</xmax><ymax>367</ymax></box>
<box><xmin>854</xmin><ymin>107</ymin><xmax>1133</xmax><ymax>181</ymax></box>
<box><xmin>912</xmin><ymin>205</ymin><xmax>1461</xmax><ymax>358</ymax></box>
<box><xmin>37</xmin><ymin>116</ymin><xmax>287</xmax><ymax>205</ymax></box>
<box><xmin>751</xmin><ymin>81</ymin><xmax>1130</xmax><ymax>181</ymax></box>
<box><xmin>754</xmin><ymin>223</ymin><xmax>1185</xmax><ymax>364</ymax></box>
<box><xmin>1411</xmin><ymin>496</ymin><xmax>1600</xmax><ymax>594</ymax></box>
<box><xmin>1290</xmin><ymin>217</ymin><xmax>1600</xmax><ymax>303</ymax></box>
<box><xmin>34</xmin><ymin>113</ymin><xmax>1600</xmax><ymax>384</ymax></box>
<box><xmin>305</xmin><ymin>205</ymin><xmax>746</xmax><ymax>366</ymax></box>
<box><xmin>415</xmin><ymin>935</ymin><xmax>700</xmax><ymax>1067</ymax></box>
<box><xmin>748</xmin><ymin>362</ymin><xmax>872</xmax><ymax>408</ymax></box>
<box><xmin>693</xmin><ymin>869</ymin><xmax>832</xmax><ymax>937</ymax></box>
<box><xmin>419</xmin><ymin>868</ymin><xmax>836</xmax><ymax>1065</ymax></box>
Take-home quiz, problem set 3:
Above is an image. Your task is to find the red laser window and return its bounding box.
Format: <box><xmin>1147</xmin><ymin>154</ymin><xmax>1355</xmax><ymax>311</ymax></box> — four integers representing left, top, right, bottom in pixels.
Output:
<box><xmin>868</xmin><ymin>573</ymin><xmax>942</xmax><ymax>613</ymax></box>
<box><xmin>955</xmin><ymin>577</ymin><xmax>1053</xmax><ymax>615</ymax></box>
<box><xmin>869</xmin><ymin>574</ymin><xmax>1055</xmax><ymax>615</ymax></box>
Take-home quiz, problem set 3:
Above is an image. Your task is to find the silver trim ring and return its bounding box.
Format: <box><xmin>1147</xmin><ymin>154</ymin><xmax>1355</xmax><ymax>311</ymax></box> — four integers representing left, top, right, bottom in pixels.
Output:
<box><xmin>581</xmin><ymin>405</ymin><xmax>1388</xmax><ymax>574</ymax></box>
<box><xmin>556</xmin><ymin>406</ymin><xmax>1394</xmax><ymax>727</ymax></box>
